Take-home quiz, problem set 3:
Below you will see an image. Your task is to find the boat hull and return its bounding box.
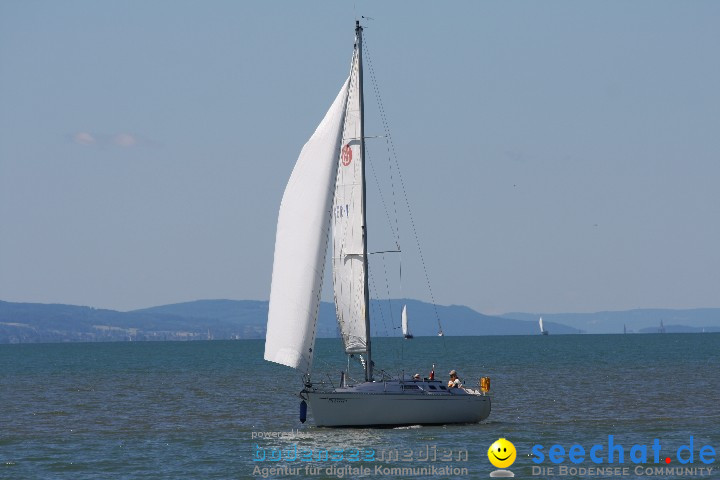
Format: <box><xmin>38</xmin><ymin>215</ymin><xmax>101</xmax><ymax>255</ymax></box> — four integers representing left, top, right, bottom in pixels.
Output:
<box><xmin>304</xmin><ymin>381</ymin><xmax>491</xmax><ymax>427</ymax></box>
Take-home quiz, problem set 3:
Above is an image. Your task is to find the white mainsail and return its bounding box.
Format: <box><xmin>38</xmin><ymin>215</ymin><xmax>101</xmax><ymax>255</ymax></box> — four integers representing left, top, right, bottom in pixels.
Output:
<box><xmin>539</xmin><ymin>317</ymin><xmax>544</xmax><ymax>334</ymax></box>
<box><xmin>401</xmin><ymin>305</ymin><xmax>410</xmax><ymax>337</ymax></box>
<box><xmin>332</xmin><ymin>37</ymin><xmax>369</xmax><ymax>355</ymax></box>
<box><xmin>265</xmin><ymin>79</ymin><xmax>350</xmax><ymax>372</ymax></box>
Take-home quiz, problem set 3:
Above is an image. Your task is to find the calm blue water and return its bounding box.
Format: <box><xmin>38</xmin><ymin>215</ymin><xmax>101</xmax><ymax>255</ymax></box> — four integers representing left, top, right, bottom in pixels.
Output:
<box><xmin>1</xmin><ymin>334</ymin><xmax>718</xmax><ymax>479</ymax></box>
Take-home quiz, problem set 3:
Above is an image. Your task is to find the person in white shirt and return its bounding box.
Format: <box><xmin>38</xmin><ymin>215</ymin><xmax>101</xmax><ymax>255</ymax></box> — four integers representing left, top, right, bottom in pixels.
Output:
<box><xmin>448</xmin><ymin>370</ymin><xmax>462</xmax><ymax>388</ymax></box>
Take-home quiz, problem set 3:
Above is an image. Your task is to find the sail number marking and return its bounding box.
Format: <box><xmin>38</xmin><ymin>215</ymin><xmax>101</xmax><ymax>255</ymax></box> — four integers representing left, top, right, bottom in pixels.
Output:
<box><xmin>335</xmin><ymin>204</ymin><xmax>350</xmax><ymax>219</ymax></box>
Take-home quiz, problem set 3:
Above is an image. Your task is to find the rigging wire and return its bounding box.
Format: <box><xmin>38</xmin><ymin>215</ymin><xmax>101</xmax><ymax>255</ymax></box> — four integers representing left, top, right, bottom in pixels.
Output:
<box><xmin>366</xmin><ymin>143</ymin><xmax>400</xmax><ymax>247</ymax></box>
<box><xmin>363</xmin><ymin>35</ymin><xmax>446</xmax><ymax>345</ymax></box>
<box><xmin>368</xmin><ymin>268</ymin><xmax>392</xmax><ymax>338</ymax></box>
<box><xmin>365</xmin><ymin>144</ymin><xmax>400</xmax><ymax>346</ymax></box>
<box><xmin>378</xmin><ymin>252</ymin><xmax>397</xmax><ymax>330</ymax></box>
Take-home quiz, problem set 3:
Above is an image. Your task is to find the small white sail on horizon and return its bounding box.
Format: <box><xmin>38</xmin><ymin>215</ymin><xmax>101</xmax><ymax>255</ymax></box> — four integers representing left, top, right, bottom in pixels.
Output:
<box><xmin>401</xmin><ymin>304</ymin><xmax>413</xmax><ymax>339</ymax></box>
<box><xmin>539</xmin><ymin>316</ymin><xmax>549</xmax><ymax>335</ymax></box>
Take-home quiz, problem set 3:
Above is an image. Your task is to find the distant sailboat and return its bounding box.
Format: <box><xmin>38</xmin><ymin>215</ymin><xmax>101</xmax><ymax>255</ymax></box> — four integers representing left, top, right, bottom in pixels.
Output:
<box><xmin>539</xmin><ymin>316</ymin><xmax>549</xmax><ymax>335</ymax></box>
<box><xmin>659</xmin><ymin>320</ymin><xmax>666</xmax><ymax>334</ymax></box>
<box><xmin>401</xmin><ymin>305</ymin><xmax>413</xmax><ymax>339</ymax></box>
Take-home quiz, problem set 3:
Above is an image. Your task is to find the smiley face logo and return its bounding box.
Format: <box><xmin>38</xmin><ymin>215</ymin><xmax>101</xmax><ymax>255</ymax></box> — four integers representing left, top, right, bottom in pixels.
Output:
<box><xmin>488</xmin><ymin>438</ymin><xmax>516</xmax><ymax>469</ymax></box>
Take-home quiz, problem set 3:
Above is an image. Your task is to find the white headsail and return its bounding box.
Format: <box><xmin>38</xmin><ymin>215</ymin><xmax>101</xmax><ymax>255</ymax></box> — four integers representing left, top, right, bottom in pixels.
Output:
<box><xmin>265</xmin><ymin>79</ymin><xmax>350</xmax><ymax>372</ymax></box>
<box><xmin>332</xmin><ymin>35</ymin><xmax>370</xmax><ymax>355</ymax></box>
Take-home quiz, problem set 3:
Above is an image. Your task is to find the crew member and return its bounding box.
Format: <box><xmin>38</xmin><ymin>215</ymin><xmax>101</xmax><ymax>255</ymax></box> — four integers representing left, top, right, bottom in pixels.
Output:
<box><xmin>448</xmin><ymin>370</ymin><xmax>462</xmax><ymax>388</ymax></box>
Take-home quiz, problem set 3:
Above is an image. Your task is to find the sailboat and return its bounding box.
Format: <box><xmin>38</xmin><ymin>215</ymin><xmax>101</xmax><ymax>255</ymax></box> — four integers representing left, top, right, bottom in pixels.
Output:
<box><xmin>401</xmin><ymin>305</ymin><xmax>413</xmax><ymax>339</ymax></box>
<box><xmin>264</xmin><ymin>21</ymin><xmax>490</xmax><ymax>427</ymax></box>
<box><xmin>539</xmin><ymin>316</ymin><xmax>549</xmax><ymax>335</ymax></box>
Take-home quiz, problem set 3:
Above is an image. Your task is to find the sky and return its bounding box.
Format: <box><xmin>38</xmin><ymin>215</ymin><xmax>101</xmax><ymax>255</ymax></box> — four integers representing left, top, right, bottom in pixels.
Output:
<box><xmin>1</xmin><ymin>1</ymin><xmax>719</xmax><ymax>314</ymax></box>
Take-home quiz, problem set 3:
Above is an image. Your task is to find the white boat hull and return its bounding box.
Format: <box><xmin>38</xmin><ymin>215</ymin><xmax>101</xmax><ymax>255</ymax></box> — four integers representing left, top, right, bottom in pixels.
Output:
<box><xmin>304</xmin><ymin>380</ymin><xmax>491</xmax><ymax>427</ymax></box>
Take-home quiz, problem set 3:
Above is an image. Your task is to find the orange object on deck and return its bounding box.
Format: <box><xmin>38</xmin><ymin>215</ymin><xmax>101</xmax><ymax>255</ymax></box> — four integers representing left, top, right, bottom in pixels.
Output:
<box><xmin>480</xmin><ymin>376</ymin><xmax>491</xmax><ymax>393</ymax></box>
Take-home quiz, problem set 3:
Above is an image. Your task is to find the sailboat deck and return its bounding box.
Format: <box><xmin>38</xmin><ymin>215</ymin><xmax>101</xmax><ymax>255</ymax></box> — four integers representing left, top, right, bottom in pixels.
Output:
<box><xmin>309</xmin><ymin>379</ymin><xmax>485</xmax><ymax>396</ymax></box>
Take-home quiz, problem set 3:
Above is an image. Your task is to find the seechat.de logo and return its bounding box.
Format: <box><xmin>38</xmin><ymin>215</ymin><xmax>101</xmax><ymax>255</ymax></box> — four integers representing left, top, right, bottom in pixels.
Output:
<box><xmin>530</xmin><ymin>435</ymin><xmax>717</xmax><ymax>477</ymax></box>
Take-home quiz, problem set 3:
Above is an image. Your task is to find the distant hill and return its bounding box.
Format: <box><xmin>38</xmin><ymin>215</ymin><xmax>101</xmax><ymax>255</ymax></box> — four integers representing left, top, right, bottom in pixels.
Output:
<box><xmin>0</xmin><ymin>300</ymin><xmax>239</xmax><ymax>343</ymax></box>
<box><xmin>367</xmin><ymin>299</ymin><xmax>576</xmax><ymax>337</ymax></box>
<box><xmin>501</xmin><ymin>309</ymin><xmax>720</xmax><ymax>334</ymax></box>
<box><xmin>134</xmin><ymin>298</ymin><xmax>578</xmax><ymax>338</ymax></box>
<box><xmin>2</xmin><ymin>299</ymin><xmax>718</xmax><ymax>344</ymax></box>
<box><xmin>132</xmin><ymin>299</ymin><xmax>339</xmax><ymax>339</ymax></box>
<box><xmin>1</xmin><ymin>298</ymin><xmax>573</xmax><ymax>343</ymax></box>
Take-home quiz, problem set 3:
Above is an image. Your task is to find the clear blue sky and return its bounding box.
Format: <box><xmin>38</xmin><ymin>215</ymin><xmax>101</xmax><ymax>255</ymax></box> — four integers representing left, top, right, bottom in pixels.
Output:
<box><xmin>1</xmin><ymin>1</ymin><xmax>719</xmax><ymax>314</ymax></box>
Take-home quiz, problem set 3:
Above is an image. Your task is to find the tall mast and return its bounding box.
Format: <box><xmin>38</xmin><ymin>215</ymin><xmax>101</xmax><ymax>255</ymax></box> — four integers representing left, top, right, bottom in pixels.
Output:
<box><xmin>356</xmin><ymin>20</ymin><xmax>372</xmax><ymax>382</ymax></box>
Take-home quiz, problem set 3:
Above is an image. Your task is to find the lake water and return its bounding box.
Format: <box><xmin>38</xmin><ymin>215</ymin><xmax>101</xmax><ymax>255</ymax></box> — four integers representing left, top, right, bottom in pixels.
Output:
<box><xmin>1</xmin><ymin>333</ymin><xmax>718</xmax><ymax>479</ymax></box>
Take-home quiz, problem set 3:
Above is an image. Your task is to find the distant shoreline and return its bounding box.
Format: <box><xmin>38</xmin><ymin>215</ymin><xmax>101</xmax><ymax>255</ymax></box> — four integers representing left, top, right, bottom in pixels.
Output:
<box><xmin>1</xmin><ymin>299</ymin><xmax>719</xmax><ymax>344</ymax></box>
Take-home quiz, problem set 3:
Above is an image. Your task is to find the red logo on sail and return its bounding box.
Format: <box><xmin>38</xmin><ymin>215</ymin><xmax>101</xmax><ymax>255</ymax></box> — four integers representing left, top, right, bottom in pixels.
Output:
<box><xmin>341</xmin><ymin>144</ymin><xmax>352</xmax><ymax>166</ymax></box>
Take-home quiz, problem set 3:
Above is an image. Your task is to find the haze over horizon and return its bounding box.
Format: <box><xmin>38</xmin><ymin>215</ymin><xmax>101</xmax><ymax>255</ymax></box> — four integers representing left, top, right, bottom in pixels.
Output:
<box><xmin>2</xmin><ymin>2</ymin><xmax>719</xmax><ymax>315</ymax></box>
